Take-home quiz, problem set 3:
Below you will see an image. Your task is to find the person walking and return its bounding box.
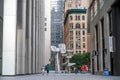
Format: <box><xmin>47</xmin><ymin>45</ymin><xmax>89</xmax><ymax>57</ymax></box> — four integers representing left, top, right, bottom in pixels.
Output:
<box><xmin>45</xmin><ymin>64</ymin><xmax>50</xmax><ymax>75</ymax></box>
<box><xmin>41</xmin><ymin>65</ymin><xmax>45</xmax><ymax>75</ymax></box>
<box><xmin>74</xmin><ymin>67</ymin><xmax>78</xmax><ymax>74</ymax></box>
<box><xmin>81</xmin><ymin>64</ymin><xmax>87</xmax><ymax>73</ymax></box>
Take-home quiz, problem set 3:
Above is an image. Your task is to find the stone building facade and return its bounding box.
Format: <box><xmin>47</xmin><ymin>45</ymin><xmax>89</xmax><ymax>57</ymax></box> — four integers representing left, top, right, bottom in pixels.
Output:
<box><xmin>89</xmin><ymin>0</ymin><xmax>120</xmax><ymax>75</ymax></box>
<box><xmin>63</xmin><ymin>0</ymin><xmax>89</xmax><ymax>54</ymax></box>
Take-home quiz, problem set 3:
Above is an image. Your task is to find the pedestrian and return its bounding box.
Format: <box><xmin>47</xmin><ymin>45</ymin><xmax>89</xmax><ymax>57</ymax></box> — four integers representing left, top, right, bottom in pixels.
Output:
<box><xmin>74</xmin><ymin>67</ymin><xmax>78</xmax><ymax>74</ymax></box>
<box><xmin>45</xmin><ymin>64</ymin><xmax>50</xmax><ymax>75</ymax></box>
<box><xmin>41</xmin><ymin>65</ymin><xmax>45</xmax><ymax>75</ymax></box>
<box><xmin>81</xmin><ymin>64</ymin><xmax>87</xmax><ymax>73</ymax></box>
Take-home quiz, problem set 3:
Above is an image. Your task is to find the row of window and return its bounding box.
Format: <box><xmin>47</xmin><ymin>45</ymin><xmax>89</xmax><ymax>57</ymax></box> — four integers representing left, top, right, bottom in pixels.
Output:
<box><xmin>76</xmin><ymin>51</ymin><xmax>86</xmax><ymax>54</ymax></box>
<box><xmin>69</xmin><ymin>30</ymin><xmax>86</xmax><ymax>35</ymax></box>
<box><xmin>68</xmin><ymin>0</ymin><xmax>81</xmax><ymax>8</ymax></box>
<box><xmin>68</xmin><ymin>4</ymin><xmax>81</xmax><ymax>8</ymax></box>
<box><xmin>70</xmin><ymin>15</ymin><xmax>85</xmax><ymax>21</ymax></box>
<box><xmin>69</xmin><ymin>23</ymin><xmax>85</xmax><ymax>29</ymax></box>
<box><xmin>69</xmin><ymin>43</ymin><xmax>86</xmax><ymax>49</ymax></box>
<box><xmin>69</xmin><ymin>36</ymin><xmax>85</xmax><ymax>41</ymax></box>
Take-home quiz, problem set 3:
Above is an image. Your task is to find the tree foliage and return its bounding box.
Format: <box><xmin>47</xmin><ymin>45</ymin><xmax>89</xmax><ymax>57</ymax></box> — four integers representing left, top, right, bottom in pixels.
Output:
<box><xmin>69</xmin><ymin>52</ymin><xmax>90</xmax><ymax>67</ymax></box>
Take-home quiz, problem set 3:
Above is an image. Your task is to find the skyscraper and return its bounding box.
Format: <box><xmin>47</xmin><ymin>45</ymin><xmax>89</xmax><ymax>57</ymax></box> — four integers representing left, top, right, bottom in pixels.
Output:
<box><xmin>50</xmin><ymin>0</ymin><xmax>65</xmax><ymax>69</ymax></box>
<box><xmin>0</xmin><ymin>0</ymin><xmax>45</xmax><ymax>75</ymax></box>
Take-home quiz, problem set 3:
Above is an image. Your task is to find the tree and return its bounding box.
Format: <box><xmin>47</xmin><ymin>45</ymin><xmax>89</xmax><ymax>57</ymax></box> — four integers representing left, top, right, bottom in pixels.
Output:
<box><xmin>69</xmin><ymin>52</ymin><xmax>90</xmax><ymax>68</ymax></box>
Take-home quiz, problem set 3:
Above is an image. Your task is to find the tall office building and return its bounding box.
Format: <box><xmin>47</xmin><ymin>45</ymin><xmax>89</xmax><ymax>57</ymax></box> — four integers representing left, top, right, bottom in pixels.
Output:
<box><xmin>50</xmin><ymin>0</ymin><xmax>64</xmax><ymax>69</ymax></box>
<box><xmin>89</xmin><ymin>0</ymin><xmax>120</xmax><ymax>75</ymax></box>
<box><xmin>0</xmin><ymin>0</ymin><xmax>45</xmax><ymax>75</ymax></box>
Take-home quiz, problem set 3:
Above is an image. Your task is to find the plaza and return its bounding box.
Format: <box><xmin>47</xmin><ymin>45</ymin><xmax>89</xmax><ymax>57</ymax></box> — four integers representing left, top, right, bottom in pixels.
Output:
<box><xmin>0</xmin><ymin>72</ymin><xmax>120</xmax><ymax>80</ymax></box>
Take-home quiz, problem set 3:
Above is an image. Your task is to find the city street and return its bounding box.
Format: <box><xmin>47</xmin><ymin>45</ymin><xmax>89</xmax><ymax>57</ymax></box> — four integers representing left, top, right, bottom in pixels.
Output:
<box><xmin>0</xmin><ymin>72</ymin><xmax>120</xmax><ymax>80</ymax></box>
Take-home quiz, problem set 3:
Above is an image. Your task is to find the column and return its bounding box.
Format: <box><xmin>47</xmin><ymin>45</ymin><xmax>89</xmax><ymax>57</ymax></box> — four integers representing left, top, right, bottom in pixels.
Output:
<box><xmin>2</xmin><ymin>0</ymin><xmax>17</xmax><ymax>75</ymax></box>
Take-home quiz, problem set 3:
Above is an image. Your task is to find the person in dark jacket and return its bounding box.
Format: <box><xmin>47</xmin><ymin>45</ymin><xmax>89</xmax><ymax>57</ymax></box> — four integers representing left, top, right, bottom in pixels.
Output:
<box><xmin>45</xmin><ymin>64</ymin><xmax>50</xmax><ymax>75</ymax></box>
<box><xmin>74</xmin><ymin>67</ymin><xmax>78</xmax><ymax>74</ymax></box>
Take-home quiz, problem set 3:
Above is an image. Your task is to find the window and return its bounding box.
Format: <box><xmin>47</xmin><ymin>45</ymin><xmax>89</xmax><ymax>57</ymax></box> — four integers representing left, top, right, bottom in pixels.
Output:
<box><xmin>76</xmin><ymin>42</ymin><xmax>80</xmax><ymax>49</ymax></box>
<box><xmin>75</xmin><ymin>16</ymin><xmax>77</xmax><ymax>20</ymax></box>
<box><xmin>82</xmin><ymin>30</ymin><xmax>85</xmax><ymax>35</ymax></box>
<box><xmin>83</xmin><ymin>43</ymin><xmax>85</xmax><ymax>48</ymax></box>
<box><xmin>76</xmin><ymin>51</ymin><xmax>78</xmax><ymax>54</ymax></box>
<box><xmin>45</xmin><ymin>18</ymin><xmax>47</xmax><ymax>21</ymax></box>
<box><xmin>83</xmin><ymin>51</ymin><xmax>86</xmax><ymax>53</ymax></box>
<box><xmin>78</xmin><ymin>16</ymin><xmax>80</xmax><ymax>20</ymax></box>
<box><xmin>83</xmin><ymin>37</ymin><xmax>85</xmax><ymax>42</ymax></box>
<box><xmin>69</xmin><ymin>36</ymin><xmax>73</xmax><ymax>40</ymax></box>
<box><xmin>70</xmin><ymin>43</ymin><xmax>73</xmax><ymax>49</ymax></box>
<box><xmin>76</xmin><ymin>23</ymin><xmax>80</xmax><ymax>28</ymax></box>
<box><xmin>69</xmin><ymin>23</ymin><xmax>73</xmax><ymax>29</ymax></box>
<box><xmin>76</xmin><ymin>31</ymin><xmax>80</xmax><ymax>35</ymax></box>
<box><xmin>70</xmin><ymin>31</ymin><xmax>73</xmax><ymax>36</ymax></box>
<box><xmin>82</xmin><ymin>23</ymin><xmax>85</xmax><ymax>28</ymax></box>
<box><xmin>45</xmin><ymin>23</ymin><xmax>47</xmax><ymax>26</ymax></box>
<box><xmin>70</xmin><ymin>16</ymin><xmax>73</xmax><ymax>20</ymax></box>
<box><xmin>82</xmin><ymin>15</ymin><xmax>85</xmax><ymax>20</ymax></box>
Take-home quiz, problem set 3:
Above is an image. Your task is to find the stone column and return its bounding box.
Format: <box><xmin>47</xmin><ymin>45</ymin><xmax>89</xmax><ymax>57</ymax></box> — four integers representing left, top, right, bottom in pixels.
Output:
<box><xmin>2</xmin><ymin>0</ymin><xmax>17</xmax><ymax>75</ymax></box>
<box><xmin>32</xmin><ymin>0</ymin><xmax>36</xmax><ymax>73</ymax></box>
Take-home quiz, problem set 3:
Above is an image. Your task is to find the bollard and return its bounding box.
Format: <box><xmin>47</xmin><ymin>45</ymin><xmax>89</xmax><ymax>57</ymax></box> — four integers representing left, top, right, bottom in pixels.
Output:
<box><xmin>103</xmin><ymin>69</ymin><xmax>109</xmax><ymax>76</ymax></box>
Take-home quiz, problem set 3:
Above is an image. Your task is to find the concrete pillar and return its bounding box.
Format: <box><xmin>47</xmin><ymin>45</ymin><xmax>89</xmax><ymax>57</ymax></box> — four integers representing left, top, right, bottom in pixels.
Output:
<box><xmin>2</xmin><ymin>0</ymin><xmax>17</xmax><ymax>75</ymax></box>
<box><xmin>39</xmin><ymin>0</ymin><xmax>45</xmax><ymax>68</ymax></box>
<box><xmin>22</xmin><ymin>0</ymin><xmax>27</xmax><ymax>74</ymax></box>
<box><xmin>32</xmin><ymin>0</ymin><xmax>36</xmax><ymax>73</ymax></box>
<box><xmin>35</xmin><ymin>0</ymin><xmax>40</xmax><ymax>73</ymax></box>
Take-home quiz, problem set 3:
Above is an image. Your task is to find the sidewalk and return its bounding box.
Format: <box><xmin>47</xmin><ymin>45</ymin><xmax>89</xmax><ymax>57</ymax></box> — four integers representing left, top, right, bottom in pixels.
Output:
<box><xmin>0</xmin><ymin>72</ymin><xmax>120</xmax><ymax>80</ymax></box>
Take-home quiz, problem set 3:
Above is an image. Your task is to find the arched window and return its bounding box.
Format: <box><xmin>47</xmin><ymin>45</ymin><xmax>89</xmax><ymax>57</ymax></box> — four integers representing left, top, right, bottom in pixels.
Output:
<box><xmin>78</xmin><ymin>16</ymin><xmax>80</xmax><ymax>20</ymax></box>
<box><xmin>76</xmin><ymin>23</ymin><xmax>80</xmax><ymax>28</ymax></box>
<box><xmin>82</xmin><ymin>15</ymin><xmax>85</xmax><ymax>20</ymax></box>
<box><xmin>69</xmin><ymin>23</ymin><xmax>73</xmax><ymax>29</ymax></box>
